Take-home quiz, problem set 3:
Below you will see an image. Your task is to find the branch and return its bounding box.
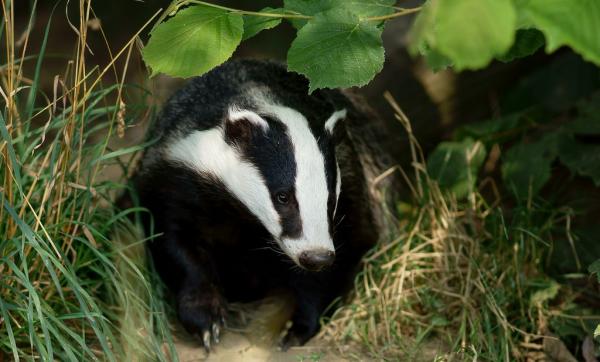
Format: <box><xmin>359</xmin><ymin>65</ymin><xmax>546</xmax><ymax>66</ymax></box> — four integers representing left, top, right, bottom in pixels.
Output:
<box><xmin>160</xmin><ymin>0</ymin><xmax>421</xmax><ymax>24</ymax></box>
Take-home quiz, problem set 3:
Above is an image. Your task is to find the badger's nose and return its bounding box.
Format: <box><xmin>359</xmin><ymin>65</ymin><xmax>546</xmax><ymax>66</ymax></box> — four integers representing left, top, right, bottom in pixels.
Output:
<box><xmin>298</xmin><ymin>249</ymin><xmax>335</xmax><ymax>271</ymax></box>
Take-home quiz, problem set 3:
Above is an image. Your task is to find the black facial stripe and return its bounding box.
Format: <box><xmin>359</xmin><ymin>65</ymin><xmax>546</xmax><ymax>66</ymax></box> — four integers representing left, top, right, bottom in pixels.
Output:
<box><xmin>226</xmin><ymin>114</ymin><xmax>303</xmax><ymax>239</ymax></box>
<box><xmin>317</xmin><ymin>131</ymin><xmax>338</xmax><ymax>221</ymax></box>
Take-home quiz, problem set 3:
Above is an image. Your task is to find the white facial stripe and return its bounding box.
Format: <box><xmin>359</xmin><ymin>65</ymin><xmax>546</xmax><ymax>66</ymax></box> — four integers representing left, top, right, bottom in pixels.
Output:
<box><xmin>334</xmin><ymin>161</ymin><xmax>342</xmax><ymax>217</ymax></box>
<box><xmin>228</xmin><ymin>107</ymin><xmax>269</xmax><ymax>130</ymax></box>
<box><xmin>261</xmin><ymin>103</ymin><xmax>335</xmax><ymax>257</ymax></box>
<box><xmin>166</xmin><ymin>128</ymin><xmax>281</xmax><ymax>237</ymax></box>
<box><xmin>324</xmin><ymin>109</ymin><xmax>347</xmax><ymax>134</ymax></box>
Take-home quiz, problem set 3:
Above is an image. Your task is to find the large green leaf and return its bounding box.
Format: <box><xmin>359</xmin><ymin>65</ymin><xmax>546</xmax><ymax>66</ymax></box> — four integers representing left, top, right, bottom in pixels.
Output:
<box><xmin>287</xmin><ymin>9</ymin><xmax>384</xmax><ymax>92</ymax></box>
<box><xmin>242</xmin><ymin>7</ymin><xmax>283</xmax><ymax>41</ymax></box>
<box><xmin>436</xmin><ymin>0</ymin><xmax>517</xmax><ymax>70</ymax></box>
<box><xmin>517</xmin><ymin>0</ymin><xmax>600</xmax><ymax>65</ymax></box>
<box><xmin>502</xmin><ymin>134</ymin><xmax>558</xmax><ymax>199</ymax></box>
<box><xmin>283</xmin><ymin>0</ymin><xmax>395</xmax><ymax>28</ymax></box>
<box><xmin>143</xmin><ymin>6</ymin><xmax>243</xmax><ymax>78</ymax></box>
<box><xmin>427</xmin><ymin>139</ymin><xmax>487</xmax><ymax>199</ymax></box>
<box><xmin>411</xmin><ymin>0</ymin><xmax>517</xmax><ymax>70</ymax></box>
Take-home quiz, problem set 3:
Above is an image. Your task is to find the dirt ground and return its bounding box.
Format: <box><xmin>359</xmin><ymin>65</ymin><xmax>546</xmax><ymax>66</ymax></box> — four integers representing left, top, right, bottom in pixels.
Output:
<box><xmin>172</xmin><ymin>296</ymin><xmax>348</xmax><ymax>362</ymax></box>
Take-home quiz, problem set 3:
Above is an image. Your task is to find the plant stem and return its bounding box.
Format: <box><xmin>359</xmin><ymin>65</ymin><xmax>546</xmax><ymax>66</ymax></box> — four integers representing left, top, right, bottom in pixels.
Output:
<box><xmin>161</xmin><ymin>0</ymin><xmax>420</xmax><ymax>24</ymax></box>
<box><xmin>366</xmin><ymin>7</ymin><xmax>422</xmax><ymax>21</ymax></box>
<box><xmin>184</xmin><ymin>0</ymin><xmax>311</xmax><ymax>19</ymax></box>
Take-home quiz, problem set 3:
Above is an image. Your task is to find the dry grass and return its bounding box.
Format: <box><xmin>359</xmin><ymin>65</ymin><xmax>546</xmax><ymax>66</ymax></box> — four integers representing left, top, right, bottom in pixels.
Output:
<box><xmin>320</xmin><ymin>96</ymin><xmax>599</xmax><ymax>361</ymax></box>
<box><xmin>0</xmin><ymin>1</ymin><xmax>174</xmax><ymax>360</ymax></box>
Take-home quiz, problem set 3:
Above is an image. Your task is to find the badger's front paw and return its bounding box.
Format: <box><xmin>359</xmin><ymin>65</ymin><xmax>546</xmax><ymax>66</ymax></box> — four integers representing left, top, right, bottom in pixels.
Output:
<box><xmin>177</xmin><ymin>289</ymin><xmax>226</xmax><ymax>352</ymax></box>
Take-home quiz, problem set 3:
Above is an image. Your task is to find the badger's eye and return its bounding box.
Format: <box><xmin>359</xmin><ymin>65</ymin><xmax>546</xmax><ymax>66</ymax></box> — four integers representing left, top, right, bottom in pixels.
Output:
<box><xmin>276</xmin><ymin>192</ymin><xmax>290</xmax><ymax>205</ymax></box>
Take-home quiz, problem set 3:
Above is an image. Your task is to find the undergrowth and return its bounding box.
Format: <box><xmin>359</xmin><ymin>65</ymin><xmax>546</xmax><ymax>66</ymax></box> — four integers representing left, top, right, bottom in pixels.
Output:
<box><xmin>0</xmin><ymin>1</ymin><xmax>174</xmax><ymax>360</ymax></box>
<box><xmin>320</xmin><ymin>96</ymin><xmax>600</xmax><ymax>361</ymax></box>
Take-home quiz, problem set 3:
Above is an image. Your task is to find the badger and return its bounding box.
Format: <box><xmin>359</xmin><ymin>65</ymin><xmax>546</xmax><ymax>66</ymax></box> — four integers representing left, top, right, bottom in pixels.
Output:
<box><xmin>129</xmin><ymin>60</ymin><xmax>393</xmax><ymax>351</ymax></box>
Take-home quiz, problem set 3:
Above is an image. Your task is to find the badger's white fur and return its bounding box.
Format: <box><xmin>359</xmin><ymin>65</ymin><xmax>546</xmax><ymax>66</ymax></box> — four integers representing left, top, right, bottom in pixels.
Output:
<box><xmin>166</xmin><ymin>125</ymin><xmax>282</xmax><ymax>238</ymax></box>
<box><xmin>228</xmin><ymin>107</ymin><xmax>270</xmax><ymax>130</ymax></box>
<box><xmin>324</xmin><ymin>109</ymin><xmax>347</xmax><ymax>134</ymax></box>
<box><xmin>261</xmin><ymin>102</ymin><xmax>336</xmax><ymax>261</ymax></box>
<box><xmin>166</xmin><ymin>100</ymin><xmax>345</xmax><ymax>263</ymax></box>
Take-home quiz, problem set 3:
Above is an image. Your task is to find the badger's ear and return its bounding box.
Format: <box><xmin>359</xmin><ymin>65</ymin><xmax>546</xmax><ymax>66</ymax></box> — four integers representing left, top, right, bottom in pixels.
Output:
<box><xmin>324</xmin><ymin>109</ymin><xmax>347</xmax><ymax>135</ymax></box>
<box><xmin>224</xmin><ymin>108</ymin><xmax>269</xmax><ymax>145</ymax></box>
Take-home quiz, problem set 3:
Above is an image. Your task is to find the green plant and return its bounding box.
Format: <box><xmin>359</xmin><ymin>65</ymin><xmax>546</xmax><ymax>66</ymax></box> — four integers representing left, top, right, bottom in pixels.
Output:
<box><xmin>142</xmin><ymin>0</ymin><xmax>600</xmax><ymax>90</ymax></box>
<box><xmin>320</xmin><ymin>96</ymin><xmax>600</xmax><ymax>361</ymax></box>
<box><xmin>430</xmin><ymin>92</ymin><xmax>600</xmax><ymax>201</ymax></box>
<box><xmin>0</xmin><ymin>1</ymin><xmax>175</xmax><ymax>360</ymax></box>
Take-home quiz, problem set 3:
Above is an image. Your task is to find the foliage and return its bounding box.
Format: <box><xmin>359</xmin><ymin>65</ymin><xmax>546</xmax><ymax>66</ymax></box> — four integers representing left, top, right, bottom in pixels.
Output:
<box><xmin>426</xmin><ymin>138</ymin><xmax>486</xmax><ymax>199</ymax></box>
<box><xmin>143</xmin><ymin>0</ymin><xmax>600</xmax><ymax>90</ymax></box>
<box><xmin>429</xmin><ymin>92</ymin><xmax>600</xmax><ymax>201</ymax></box>
<box><xmin>0</xmin><ymin>2</ymin><xmax>175</xmax><ymax>360</ymax></box>
<box><xmin>320</xmin><ymin>99</ymin><xmax>599</xmax><ymax>360</ymax></box>
<box><xmin>287</xmin><ymin>9</ymin><xmax>384</xmax><ymax>92</ymax></box>
<box><xmin>410</xmin><ymin>0</ymin><xmax>600</xmax><ymax>71</ymax></box>
<box><xmin>143</xmin><ymin>6</ymin><xmax>243</xmax><ymax>78</ymax></box>
<box><xmin>411</xmin><ymin>0</ymin><xmax>517</xmax><ymax>70</ymax></box>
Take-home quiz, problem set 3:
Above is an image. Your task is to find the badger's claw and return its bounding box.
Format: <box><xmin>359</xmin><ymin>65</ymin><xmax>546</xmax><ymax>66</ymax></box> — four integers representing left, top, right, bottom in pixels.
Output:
<box><xmin>202</xmin><ymin>330</ymin><xmax>211</xmax><ymax>351</ymax></box>
<box><xmin>177</xmin><ymin>289</ymin><xmax>226</xmax><ymax>352</ymax></box>
<box><xmin>212</xmin><ymin>323</ymin><xmax>220</xmax><ymax>344</ymax></box>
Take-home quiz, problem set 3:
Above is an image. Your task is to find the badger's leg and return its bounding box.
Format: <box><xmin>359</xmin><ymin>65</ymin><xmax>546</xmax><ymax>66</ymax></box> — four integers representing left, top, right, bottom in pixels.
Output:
<box><xmin>149</xmin><ymin>228</ymin><xmax>226</xmax><ymax>351</ymax></box>
<box><xmin>279</xmin><ymin>271</ymin><xmax>341</xmax><ymax>350</ymax></box>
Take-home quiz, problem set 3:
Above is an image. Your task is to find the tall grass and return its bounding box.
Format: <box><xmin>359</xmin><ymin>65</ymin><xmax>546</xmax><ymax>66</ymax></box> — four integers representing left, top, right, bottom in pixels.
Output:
<box><xmin>320</xmin><ymin>95</ymin><xmax>600</xmax><ymax>361</ymax></box>
<box><xmin>0</xmin><ymin>1</ymin><xmax>175</xmax><ymax>360</ymax></box>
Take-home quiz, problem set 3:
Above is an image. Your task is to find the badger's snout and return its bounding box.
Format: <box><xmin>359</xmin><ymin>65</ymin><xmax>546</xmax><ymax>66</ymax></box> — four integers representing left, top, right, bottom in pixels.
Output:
<box><xmin>298</xmin><ymin>249</ymin><xmax>335</xmax><ymax>271</ymax></box>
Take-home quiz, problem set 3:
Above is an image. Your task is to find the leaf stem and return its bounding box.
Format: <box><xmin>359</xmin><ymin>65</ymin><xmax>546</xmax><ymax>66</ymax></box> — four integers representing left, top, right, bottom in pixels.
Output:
<box><xmin>161</xmin><ymin>0</ymin><xmax>421</xmax><ymax>24</ymax></box>
<box><xmin>182</xmin><ymin>0</ymin><xmax>311</xmax><ymax>19</ymax></box>
<box><xmin>366</xmin><ymin>7</ymin><xmax>422</xmax><ymax>22</ymax></box>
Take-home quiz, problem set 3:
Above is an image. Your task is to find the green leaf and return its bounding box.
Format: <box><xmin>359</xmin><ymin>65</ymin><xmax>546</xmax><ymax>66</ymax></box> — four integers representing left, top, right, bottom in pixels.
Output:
<box><xmin>417</xmin><ymin>42</ymin><xmax>453</xmax><ymax>72</ymax></box>
<box><xmin>338</xmin><ymin>0</ymin><xmax>396</xmax><ymax>19</ymax></box>
<box><xmin>410</xmin><ymin>0</ymin><xmax>517</xmax><ymax>70</ymax></box>
<box><xmin>456</xmin><ymin>113</ymin><xmax>524</xmax><ymax>143</ymax></box>
<box><xmin>287</xmin><ymin>9</ymin><xmax>384</xmax><ymax>92</ymax></box>
<box><xmin>284</xmin><ymin>0</ymin><xmax>333</xmax><ymax>28</ymax></box>
<box><xmin>284</xmin><ymin>0</ymin><xmax>395</xmax><ymax>28</ymax></box>
<box><xmin>424</xmin><ymin>49</ymin><xmax>452</xmax><ymax>71</ymax></box>
<box><xmin>589</xmin><ymin>259</ymin><xmax>600</xmax><ymax>284</ymax></box>
<box><xmin>242</xmin><ymin>7</ymin><xmax>283</xmax><ymax>41</ymax></box>
<box><xmin>559</xmin><ymin>133</ymin><xmax>600</xmax><ymax>186</ymax></box>
<box><xmin>517</xmin><ymin>0</ymin><xmax>600</xmax><ymax>65</ymax></box>
<box><xmin>502</xmin><ymin>134</ymin><xmax>558</xmax><ymax>199</ymax></box>
<box><xmin>595</xmin><ymin>324</ymin><xmax>600</xmax><ymax>338</ymax></box>
<box><xmin>497</xmin><ymin>28</ymin><xmax>545</xmax><ymax>62</ymax></box>
<box><xmin>143</xmin><ymin>6</ymin><xmax>243</xmax><ymax>78</ymax></box>
<box><xmin>427</xmin><ymin>138</ymin><xmax>487</xmax><ymax>199</ymax></box>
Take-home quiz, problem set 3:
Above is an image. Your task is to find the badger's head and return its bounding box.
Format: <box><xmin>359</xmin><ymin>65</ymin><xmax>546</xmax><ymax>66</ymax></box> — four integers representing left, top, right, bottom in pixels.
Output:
<box><xmin>167</xmin><ymin>98</ymin><xmax>346</xmax><ymax>271</ymax></box>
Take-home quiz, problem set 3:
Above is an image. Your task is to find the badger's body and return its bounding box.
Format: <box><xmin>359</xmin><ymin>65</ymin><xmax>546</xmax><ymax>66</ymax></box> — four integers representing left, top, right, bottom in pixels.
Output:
<box><xmin>131</xmin><ymin>60</ymin><xmax>392</xmax><ymax>350</ymax></box>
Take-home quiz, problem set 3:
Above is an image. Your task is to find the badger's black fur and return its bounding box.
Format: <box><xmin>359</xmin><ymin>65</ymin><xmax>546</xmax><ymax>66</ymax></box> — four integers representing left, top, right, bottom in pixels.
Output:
<box><xmin>128</xmin><ymin>60</ymin><xmax>392</xmax><ymax>350</ymax></box>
